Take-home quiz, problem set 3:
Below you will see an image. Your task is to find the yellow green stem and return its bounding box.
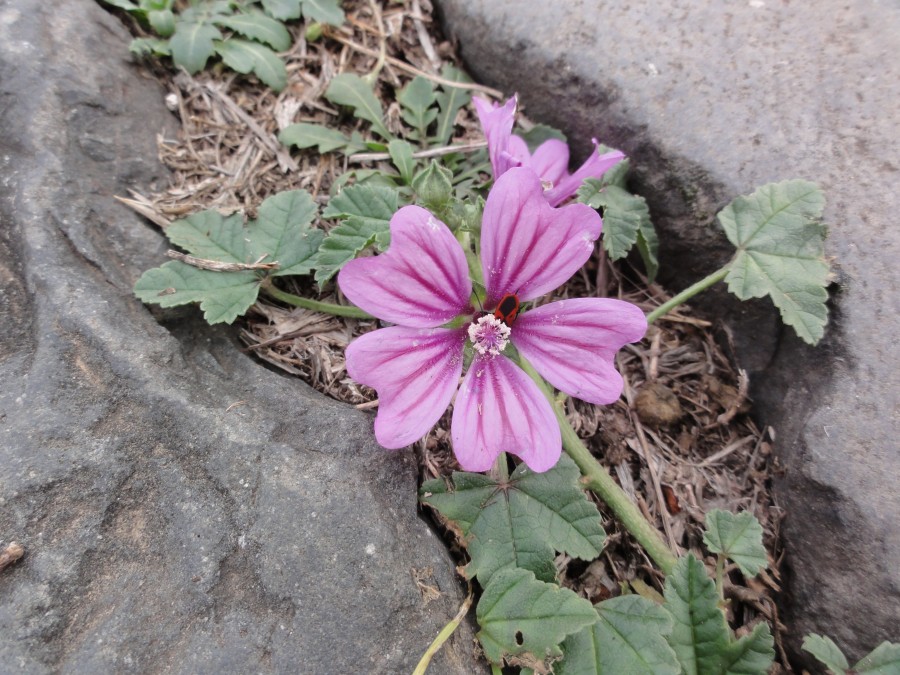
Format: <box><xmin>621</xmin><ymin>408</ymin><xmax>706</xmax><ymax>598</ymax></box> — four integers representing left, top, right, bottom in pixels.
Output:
<box><xmin>517</xmin><ymin>356</ymin><xmax>677</xmax><ymax>575</ymax></box>
<box><xmin>262</xmin><ymin>283</ymin><xmax>374</xmax><ymax>320</ymax></box>
<box><xmin>412</xmin><ymin>587</ymin><xmax>475</xmax><ymax>675</ymax></box>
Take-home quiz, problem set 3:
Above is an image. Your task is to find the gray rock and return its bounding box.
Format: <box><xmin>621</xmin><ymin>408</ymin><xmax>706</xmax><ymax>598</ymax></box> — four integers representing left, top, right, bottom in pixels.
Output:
<box><xmin>437</xmin><ymin>0</ymin><xmax>900</xmax><ymax>664</ymax></box>
<box><xmin>0</xmin><ymin>1</ymin><xmax>481</xmax><ymax>672</ymax></box>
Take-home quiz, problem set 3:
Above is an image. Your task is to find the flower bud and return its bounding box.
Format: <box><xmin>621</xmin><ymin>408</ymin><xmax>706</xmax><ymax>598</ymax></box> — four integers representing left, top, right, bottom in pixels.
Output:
<box><xmin>412</xmin><ymin>160</ymin><xmax>453</xmax><ymax>210</ymax></box>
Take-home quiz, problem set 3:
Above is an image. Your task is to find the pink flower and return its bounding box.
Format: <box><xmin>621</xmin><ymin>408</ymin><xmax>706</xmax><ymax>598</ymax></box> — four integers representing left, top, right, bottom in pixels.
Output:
<box><xmin>473</xmin><ymin>95</ymin><xmax>626</xmax><ymax>206</ymax></box>
<box><xmin>338</xmin><ymin>168</ymin><xmax>646</xmax><ymax>473</ymax></box>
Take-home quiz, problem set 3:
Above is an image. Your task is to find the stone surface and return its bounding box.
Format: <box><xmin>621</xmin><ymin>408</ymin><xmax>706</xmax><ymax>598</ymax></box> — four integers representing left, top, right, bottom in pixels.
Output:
<box><xmin>437</xmin><ymin>0</ymin><xmax>900</xmax><ymax>664</ymax></box>
<box><xmin>0</xmin><ymin>1</ymin><xmax>482</xmax><ymax>672</ymax></box>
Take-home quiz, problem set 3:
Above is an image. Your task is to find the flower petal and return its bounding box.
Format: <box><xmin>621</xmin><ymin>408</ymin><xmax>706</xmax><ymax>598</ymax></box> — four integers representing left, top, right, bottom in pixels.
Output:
<box><xmin>346</xmin><ymin>326</ymin><xmax>466</xmax><ymax>448</ymax></box>
<box><xmin>451</xmin><ymin>355</ymin><xmax>561</xmax><ymax>473</ymax></box>
<box><xmin>480</xmin><ymin>167</ymin><xmax>603</xmax><ymax>306</ymax></box>
<box><xmin>338</xmin><ymin>206</ymin><xmax>472</xmax><ymax>327</ymax></box>
<box><xmin>511</xmin><ymin>298</ymin><xmax>647</xmax><ymax>404</ymax></box>
<box><xmin>528</xmin><ymin>138</ymin><xmax>570</xmax><ymax>186</ymax></box>
<box><xmin>473</xmin><ymin>95</ymin><xmax>518</xmax><ymax>178</ymax></box>
<box><xmin>544</xmin><ymin>142</ymin><xmax>625</xmax><ymax>207</ymax></box>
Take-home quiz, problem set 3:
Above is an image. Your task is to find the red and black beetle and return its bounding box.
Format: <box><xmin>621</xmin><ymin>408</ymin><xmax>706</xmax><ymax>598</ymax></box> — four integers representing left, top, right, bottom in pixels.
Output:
<box><xmin>492</xmin><ymin>293</ymin><xmax>521</xmax><ymax>326</ymax></box>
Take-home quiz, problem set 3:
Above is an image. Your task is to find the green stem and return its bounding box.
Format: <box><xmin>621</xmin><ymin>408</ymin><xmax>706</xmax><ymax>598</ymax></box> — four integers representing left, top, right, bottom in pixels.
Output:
<box><xmin>645</xmin><ymin>266</ymin><xmax>729</xmax><ymax>325</ymax></box>
<box><xmin>517</xmin><ymin>356</ymin><xmax>677</xmax><ymax>575</ymax></box>
<box><xmin>412</xmin><ymin>588</ymin><xmax>475</xmax><ymax>675</ymax></box>
<box><xmin>715</xmin><ymin>553</ymin><xmax>726</xmax><ymax>605</ymax></box>
<box><xmin>262</xmin><ymin>283</ymin><xmax>374</xmax><ymax>319</ymax></box>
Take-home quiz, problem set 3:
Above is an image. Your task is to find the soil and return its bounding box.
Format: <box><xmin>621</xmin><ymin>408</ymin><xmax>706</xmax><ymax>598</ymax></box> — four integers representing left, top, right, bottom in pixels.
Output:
<box><xmin>114</xmin><ymin>0</ymin><xmax>792</xmax><ymax>670</ymax></box>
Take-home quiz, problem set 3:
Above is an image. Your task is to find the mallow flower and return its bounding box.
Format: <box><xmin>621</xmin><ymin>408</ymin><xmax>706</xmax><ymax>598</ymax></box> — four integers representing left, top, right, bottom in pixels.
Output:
<box><xmin>473</xmin><ymin>95</ymin><xmax>625</xmax><ymax>207</ymax></box>
<box><xmin>338</xmin><ymin>168</ymin><xmax>646</xmax><ymax>473</ymax></box>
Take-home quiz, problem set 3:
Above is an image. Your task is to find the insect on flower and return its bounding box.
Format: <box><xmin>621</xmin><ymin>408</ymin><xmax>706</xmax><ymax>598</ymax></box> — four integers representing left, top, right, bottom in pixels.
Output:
<box><xmin>492</xmin><ymin>293</ymin><xmax>521</xmax><ymax>326</ymax></box>
<box><xmin>338</xmin><ymin>168</ymin><xmax>646</xmax><ymax>473</ymax></box>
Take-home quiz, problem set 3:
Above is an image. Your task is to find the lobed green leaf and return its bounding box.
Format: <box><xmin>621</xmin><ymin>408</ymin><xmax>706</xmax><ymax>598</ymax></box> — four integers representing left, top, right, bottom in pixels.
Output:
<box><xmin>325</xmin><ymin>73</ymin><xmax>391</xmax><ymax>140</ymax></box>
<box><xmin>214</xmin><ymin>11</ymin><xmax>292</xmax><ymax>51</ymax></box>
<box><xmin>663</xmin><ymin>554</ymin><xmax>730</xmax><ymax>675</ymax></box>
<box><xmin>855</xmin><ymin>641</ymin><xmax>900</xmax><ymax>674</ymax></box>
<box><xmin>558</xmin><ymin>595</ymin><xmax>679</xmax><ymax>675</ymax></box>
<box><xmin>148</xmin><ymin>9</ymin><xmax>176</xmax><ymax>37</ymax></box>
<box><xmin>718</xmin><ymin>179</ymin><xmax>829</xmax><ymax>345</ymax></box>
<box><xmin>703</xmin><ymin>510</ymin><xmax>767</xmax><ymax>578</ymax></box>
<box><xmin>134</xmin><ymin>261</ymin><xmax>260</xmax><ymax>325</ymax></box>
<box><xmin>250</xmin><ymin>190</ymin><xmax>322</xmax><ymax>276</ymax></box>
<box><xmin>802</xmin><ymin>634</ymin><xmax>849</xmax><ymax>674</ymax></box>
<box><xmin>215</xmin><ymin>39</ymin><xmax>287</xmax><ymax>91</ymax></box>
<box><xmin>130</xmin><ymin>37</ymin><xmax>172</xmax><ymax>57</ymax></box>
<box><xmin>166</xmin><ymin>211</ymin><xmax>248</xmax><ymax>263</ymax></box>
<box><xmin>577</xmin><ymin>179</ymin><xmax>659</xmax><ymax>281</ymax></box>
<box><xmin>169</xmin><ymin>21</ymin><xmax>221</xmax><ymax>74</ymax></box>
<box><xmin>322</xmin><ymin>183</ymin><xmax>400</xmax><ymax>228</ymax></box>
<box><xmin>420</xmin><ymin>454</ymin><xmax>606</xmax><ymax>585</ymax></box>
<box><xmin>720</xmin><ymin>622</ymin><xmax>775</xmax><ymax>674</ymax></box>
<box><xmin>476</xmin><ymin>568</ymin><xmax>599</xmax><ymax>665</ymax></box>
<box><xmin>311</xmin><ymin>216</ymin><xmax>384</xmax><ymax>285</ymax></box>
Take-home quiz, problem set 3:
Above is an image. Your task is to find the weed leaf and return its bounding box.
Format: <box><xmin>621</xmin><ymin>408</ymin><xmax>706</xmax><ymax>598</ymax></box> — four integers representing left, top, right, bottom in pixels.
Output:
<box><xmin>300</xmin><ymin>0</ymin><xmax>344</xmax><ymax>25</ymax></box>
<box><xmin>260</xmin><ymin>0</ymin><xmax>301</xmax><ymax>20</ymax></box>
<box><xmin>558</xmin><ymin>595</ymin><xmax>679</xmax><ymax>675</ymax></box>
<box><xmin>170</xmin><ymin>21</ymin><xmax>221</xmax><ymax>73</ymax></box>
<box><xmin>854</xmin><ymin>641</ymin><xmax>900</xmax><ymax>674</ymax></box>
<box><xmin>718</xmin><ymin>180</ymin><xmax>828</xmax><ymax>345</ymax></box>
<box><xmin>215</xmin><ymin>39</ymin><xmax>287</xmax><ymax>91</ymax></box>
<box><xmin>279</xmin><ymin>123</ymin><xmax>361</xmax><ymax>154</ymax></box>
<box><xmin>250</xmin><ymin>190</ymin><xmax>322</xmax><ymax>276</ymax></box>
<box><xmin>388</xmin><ymin>140</ymin><xmax>416</xmax><ymax>184</ymax></box>
<box><xmin>720</xmin><ymin>622</ymin><xmax>775</xmax><ymax>675</ymax></box>
<box><xmin>703</xmin><ymin>510</ymin><xmax>767</xmax><ymax>578</ymax></box>
<box><xmin>476</xmin><ymin>568</ymin><xmax>599</xmax><ymax>665</ymax></box>
<box><xmin>433</xmin><ymin>65</ymin><xmax>472</xmax><ymax>145</ymax></box>
<box><xmin>325</xmin><ymin>73</ymin><xmax>391</xmax><ymax>139</ymax></box>
<box><xmin>215</xmin><ymin>12</ymin><xmax>292</xmax><ymax>51</ymax></box>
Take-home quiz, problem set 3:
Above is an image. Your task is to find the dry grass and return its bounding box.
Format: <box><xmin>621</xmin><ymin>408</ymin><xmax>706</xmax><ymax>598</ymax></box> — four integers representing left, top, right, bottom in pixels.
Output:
<box><xmin>119</xmin><ymin>0</ymin><xmax>791</xmax><ymax>668</ymax></box>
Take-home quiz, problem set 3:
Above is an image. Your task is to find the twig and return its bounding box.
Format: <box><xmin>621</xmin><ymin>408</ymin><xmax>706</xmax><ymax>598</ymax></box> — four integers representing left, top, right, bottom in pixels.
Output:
<box><xmin>115</xmin><ymin>194</ymin><xmax>171</xmax><ymax>229</ymax></box>
<box><xmin>0</xmin><ymin>542</ymin><xmax>24</xmax><ymax>573</ymax></box>
<box><xmin>166</xmin><ymin>250</ymin><xmax>279</xmax><ymax>272</ymax></box>
<box><xmin>326</xmin><ymin>32</ymin><xmax>504</xmax><ymax>98</ymax></box>
<box><xmin>412</xmin><ymin>584</ymin><xmax>475</xmax><ymax>675</ymax></box>
<box><xmin>349</xmin><ymin>140</ymin><xmax>487</xmax><ymax>162</ymax></box>
<box><xmin>411</xmin><ymin>0</ymin><xmax>441</xmax><ymax>70</ymax></box>
<box><xmin>714</xmin><ymin>368</ymin><xmax>749</xmax><ymax>427</ymax></box>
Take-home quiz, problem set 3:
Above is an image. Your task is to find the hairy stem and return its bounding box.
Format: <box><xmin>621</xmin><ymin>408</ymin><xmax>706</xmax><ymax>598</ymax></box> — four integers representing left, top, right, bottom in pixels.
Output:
<box><xmin>262</xmin><ymin>283</ymin><xmax>373</xmax><ymax>319</ymax></box>
<box><xmin>645</xmin><ymin>266</ymin><xmax>729</xmax><ymax>325</ymax></box>
<box><xmin>517</xmin><ymin>356</ymin><xmax>678</xmax><ymax>575</ymax></box>
<box><xmin>412</xmin><ymin>587</ymin><xmax>475</xmax><ymax>675</ymax></box>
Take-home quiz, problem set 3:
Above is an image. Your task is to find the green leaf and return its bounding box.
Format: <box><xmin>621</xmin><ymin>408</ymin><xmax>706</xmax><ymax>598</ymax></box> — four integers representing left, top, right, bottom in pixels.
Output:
<box><xmin>516</xmin><ymin>124</ymin><xmax>567</xmax><ymax>154</ymax></box>
<box><xmin>720</xmin><ymin>622</ymin><xmax>774</xmax><ymax>675</ymax></box>
<box><xmin>299</xmin><ymin>0</ymin><xmax>344</xmax><ymax>25</ymax></box>
<box><xmin>250</xmin><ymin>190</ymin><xmax>322</xmax><ymax>276</ymax></box>
<box><xmin>102</xmin><ymin>0</ymin><xmax>141</xmax><ymax>11</ymax></box>
<box><xmin>278</xmin><ymin>122</ymin><xmax>357</xmax><ymax>154</ymax></box>
<box><xmin>476</xmin><ymin>568</ymin><xmax>599</xmax><ymax>665</ymax></box>
<box><xmin>558</xmin><ymin>595</ymin><xmax>679</xmax><ymax>675</ymax></box>
<box><xmin>398</xmin><ymin>76</ymin><xmax>437</xmax><ymax>141</ymax></box>
<box><xmin>802</xmin><ymin>634</ymin><xmax>849</xmax><ymax>674</ymax></box>
<box><xmin>215</xmin><ymin>11</ymin><xmax>292</xmax><ymax>51</ymax></box>
<box><xmin>260</xmin><ymin>0</ymin><xmax>302</xmax><ymax>21</ymax></box>
<box><xmin>433</xmin><ymin>65</ymin><xmax>472</xmax><ymax>145</ymax></box>
<box><xmin>577</xmin><ymin>179</ymin><xmax>659</xmax><ymax>280</ymax></box>
<box><xmin>166</xmin><ymin>211</ymin><xmax>248</xmax><ymax>263</ymax></box>
<box><xmin>130</xmin><ymin>37</ymin><xmax>172</xmax><ymax>57</ymax></box>
<box><xmin>148</xmin><ymin>9</ymin><xmax>176</xmax><ymax>37</ymax></box>
<box><xmin>703</xmin><ymin>510</ymin><xmax>767</xmax><ymax>578</ymax></box>
<box><xmin>388</xmin><ymin>140</ymin><xmax>415</xmax><ymax>184</ymax></box>
<box><xmin>169</xmin><ymin>21</ymin><xmax>221</xmax><ymax>74</ymax></box>
<box><xmin>325</xmin><ymin>74</ymin><xmax>391</xmax><ymax>140</ymax></box>
<box><xmin>311</xmin><ymin>216</ymin><xmax>384</xmax><ymax>284</ymax></box>
<box><xmin>663</xmin><ymin>554</ymin><xmax>730</xmax><ymax>675</ymax></box>
<box><xmin>855</xmin><ymin>641</ymin><xmax>900</xmax><ymax>674</ymax></box>
<box><xmin>420</xmin><ymin>454</ymin><xmax>606</xmax><ymax>585</ymax></box>
<box><xmin>718</xmin><ymin>180</ymin><xmax>829</xmax><ymax>345</ymax></box>
<box><xmin>322</xmin><ymin>183</ymin><xmax>399</xmax><ymax>229</ymax></box>
<box><xmin>134</xmin><ymin>261</ymin><xmax>259</xmax><ymax>325</ymax></box>
<box><xmin>215</xmin><ymin>39</ymin><xmax>287</xmax><ymax>91</ymax></box>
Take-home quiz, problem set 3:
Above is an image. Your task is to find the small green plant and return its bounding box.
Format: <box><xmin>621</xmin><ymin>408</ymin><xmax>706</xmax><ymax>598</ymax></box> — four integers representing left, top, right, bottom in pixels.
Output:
<box><xmin>803</xmin><ymin>634</ymin><xmax>900</xmax><ymax>674</ymax></box>
<box><xmin>102</xmin><ymin>0</ymin><xmax>345</xmax><ymax>90</ymax></box>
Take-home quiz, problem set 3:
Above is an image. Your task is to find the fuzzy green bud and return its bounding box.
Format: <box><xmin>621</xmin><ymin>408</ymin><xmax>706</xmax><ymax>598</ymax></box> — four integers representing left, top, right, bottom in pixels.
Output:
<box><xmin>412</xmin><ymin>160</ymin><xmax>454</xmax><ymax>210</ymax></box>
